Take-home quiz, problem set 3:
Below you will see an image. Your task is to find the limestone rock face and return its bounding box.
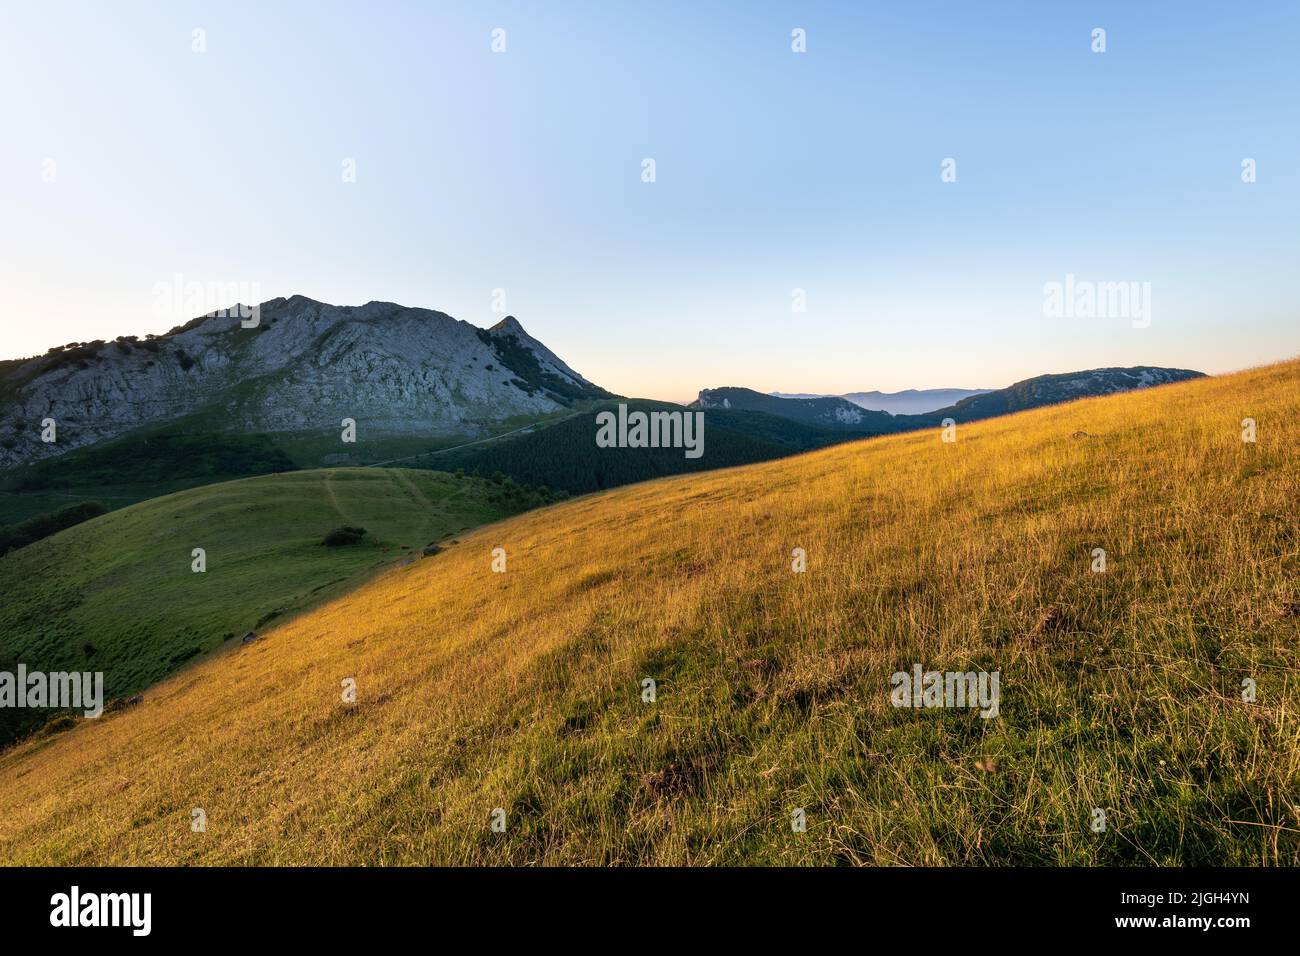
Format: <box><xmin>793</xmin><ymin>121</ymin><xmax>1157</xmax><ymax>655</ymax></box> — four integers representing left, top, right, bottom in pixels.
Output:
<box><xmin>0</xmin><ymin>296</ymin><xmax>606</xmax><ymax>468</ymax></box>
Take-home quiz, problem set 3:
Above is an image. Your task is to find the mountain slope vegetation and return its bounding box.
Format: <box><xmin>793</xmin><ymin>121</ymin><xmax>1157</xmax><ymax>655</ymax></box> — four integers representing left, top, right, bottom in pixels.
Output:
<box><xmin>413</xmin><ymin>400</ymin><xmax>852</xmax><ymax>494</ymax></box>
<box><xmin>695</xmin><ymin>387</ymin><xmax>894</xmax><ymax>430</ymax></box>
<box><xmin>0</xmin><ymin>361</ymin><xmax>1295</xmax><ymax>865</ymax></box>
<box><xmin>0</xmin><ymin>427</ymin><xmax>299</xmax><ymax>525</ymax></box>
<box><xmin>0</xmin><ymin>468</ymin><xmax>537</xmax><ymax>747</ymax></box>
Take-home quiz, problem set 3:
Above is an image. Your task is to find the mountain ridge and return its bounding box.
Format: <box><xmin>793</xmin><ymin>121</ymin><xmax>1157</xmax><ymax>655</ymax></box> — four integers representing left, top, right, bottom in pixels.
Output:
<box><xmin>0</xmin><ymin>297</ymin><xmax>608</xmax><ymax>469</ymax></box>
<box><xmin>696</xmin><ymin>366</ymin><xmax>1206</xmax><ymax>431</ymax></box>
<box><xmin>693</xmin><ymin>388</ymin><xmax>894</xmax><ymax>430</ymax></box>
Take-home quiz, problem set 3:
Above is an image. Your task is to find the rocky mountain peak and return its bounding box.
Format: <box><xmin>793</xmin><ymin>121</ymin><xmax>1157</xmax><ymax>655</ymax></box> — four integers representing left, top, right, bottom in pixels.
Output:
<box><xmin>489</xmin><ymin>315</ymin><xmax>529</xmax><ymax>337</ymax></box>
<box><xmin>0</xmin><ymin>298</ymin><xmax>609</xmax><ymax>469</ymax></box>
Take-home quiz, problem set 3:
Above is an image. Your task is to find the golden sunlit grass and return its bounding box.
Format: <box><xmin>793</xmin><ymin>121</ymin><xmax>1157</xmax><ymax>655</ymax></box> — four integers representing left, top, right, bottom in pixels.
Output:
<box><xmin>1</xmin><ymin>359</ymin><xmax>1297</xmax><ymax>865</ymax></box>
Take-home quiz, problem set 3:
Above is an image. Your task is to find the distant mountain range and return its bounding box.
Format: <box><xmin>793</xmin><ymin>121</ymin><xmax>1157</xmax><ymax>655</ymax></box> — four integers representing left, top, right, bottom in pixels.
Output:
<box><xmin>772</xmin><ymin>388</ymin><xmax>992</xmax><ymax>415</ymax></box>
<box><xmin>698</xmin><ymin>367</ymin><xmax>1205</xmax><ymax>432</ymax></box>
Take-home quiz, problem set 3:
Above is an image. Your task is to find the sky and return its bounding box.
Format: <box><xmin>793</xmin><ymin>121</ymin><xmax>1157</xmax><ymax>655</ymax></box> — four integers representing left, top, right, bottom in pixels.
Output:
<box><xmin>1</xmin><ymin>1</ymin><xmax>1297</xmax><ymax>401</ymax></box>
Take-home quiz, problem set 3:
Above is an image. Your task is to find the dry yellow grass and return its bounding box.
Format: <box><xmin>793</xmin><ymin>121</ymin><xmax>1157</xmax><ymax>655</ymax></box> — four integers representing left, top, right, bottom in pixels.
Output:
<box><xmin>1</xmin><ymin>359</ymin><xmax>1297</xmax><ymax>865</ymax></box>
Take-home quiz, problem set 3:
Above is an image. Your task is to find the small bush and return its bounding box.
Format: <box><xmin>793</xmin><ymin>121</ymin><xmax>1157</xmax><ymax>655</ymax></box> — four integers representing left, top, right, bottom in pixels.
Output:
<box><xmin>40</xmin><ymin>714</ymin><xmax>78</xmax><ymax>736</ymax></box>
<box><xmin>323</xmin><ymin>526</ymin><xmax>368</xmax><ymax>547</ymax></box>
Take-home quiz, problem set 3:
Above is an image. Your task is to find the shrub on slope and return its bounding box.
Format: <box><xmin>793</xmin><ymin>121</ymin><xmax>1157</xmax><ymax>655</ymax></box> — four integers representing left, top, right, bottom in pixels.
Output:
<box><xmin>0</xmin><ymin>500</ymin><xmax>107</xmax><ymax>557</ymax></box>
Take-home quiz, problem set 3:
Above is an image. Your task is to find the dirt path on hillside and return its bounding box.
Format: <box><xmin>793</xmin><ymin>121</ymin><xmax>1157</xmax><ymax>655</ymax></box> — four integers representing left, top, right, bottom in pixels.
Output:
<box><xmin>389</xmin><ymin>468</ymin><xmax>434</xmax><ymax>511</ymax></box>
<box><xmin>387</xmin><ymin>469</ymin><xmax>437</xmax><ymax>536</ymax></box>
<box><xmin>323</xmin><ymin>471</ymin><xmax>358</xmax><ymax>525</ymax></box>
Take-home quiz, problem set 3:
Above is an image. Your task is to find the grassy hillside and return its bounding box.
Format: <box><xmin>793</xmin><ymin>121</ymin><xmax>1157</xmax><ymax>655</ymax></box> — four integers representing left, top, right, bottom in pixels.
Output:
<box><xmin>0</xmin><ymin>360</ymin><xmax>1296</xmax><ymax>865</ymax></box>
<box><xmin>0</xmin><ymin>468</ymin><xmax>536</xmax><ymax>746</ymax></box>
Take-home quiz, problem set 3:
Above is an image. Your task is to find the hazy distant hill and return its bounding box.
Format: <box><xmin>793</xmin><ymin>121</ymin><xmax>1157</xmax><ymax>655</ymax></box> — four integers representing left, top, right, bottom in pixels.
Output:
<box><xmin>772</xmin><ymin>387</ymin><xmax>992</xmax><ymax>415</ymax></box>
<box><xmin>694</xmin><ymin>387</ymin><xmax>897</xmax><ymax>430</ymax></box>
<box><xmin>840</xmin><ymin>387</ymin><xmax>993</xmax><ymax>415</ymax></box>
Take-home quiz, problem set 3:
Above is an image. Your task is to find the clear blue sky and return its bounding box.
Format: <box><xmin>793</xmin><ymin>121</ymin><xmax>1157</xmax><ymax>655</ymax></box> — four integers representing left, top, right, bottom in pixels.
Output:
<box><xmin>1</xmin><ymin>1</ymin><xmax>1297</xmax><ymax>400</ymax></box>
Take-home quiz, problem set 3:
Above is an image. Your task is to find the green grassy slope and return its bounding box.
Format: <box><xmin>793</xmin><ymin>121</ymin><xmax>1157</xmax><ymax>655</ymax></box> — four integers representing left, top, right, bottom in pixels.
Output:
<box><xmin>0</xmin><ymin>467</ymin><xmax>529</xmax><ymax>747</ymax></box>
